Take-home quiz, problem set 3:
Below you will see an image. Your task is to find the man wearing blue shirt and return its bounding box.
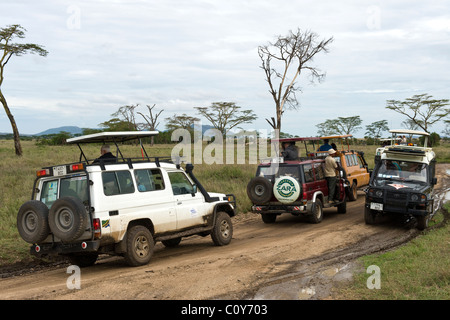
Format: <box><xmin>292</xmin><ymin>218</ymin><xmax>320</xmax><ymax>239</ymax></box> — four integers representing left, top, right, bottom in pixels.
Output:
<box><xmin>318</xmin><ymin>139</ymin><xmax>332</xmax><ymax>151</ymax></box>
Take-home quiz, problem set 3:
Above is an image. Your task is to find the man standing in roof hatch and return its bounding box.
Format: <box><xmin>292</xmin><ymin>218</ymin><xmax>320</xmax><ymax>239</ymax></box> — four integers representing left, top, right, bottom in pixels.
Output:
<box><xmin>281</xmin><ymin>141</ymin><xmax>299</xmax><ymax>160</ymax></box>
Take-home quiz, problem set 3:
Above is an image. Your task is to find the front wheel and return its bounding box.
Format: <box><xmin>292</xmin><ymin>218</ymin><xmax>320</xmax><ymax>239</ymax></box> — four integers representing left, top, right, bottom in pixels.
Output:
<box><xmin>124</xmin><ymin>225</ymin><xmax>154</xmax><ymax>267</ymax></box>
<box><xmin>211</xmin><ymin>212</ymin><xmax>233</xmax><ymax>246</ymax></box>
<box><xmin>364</xmin><ymin>207</ymin><xmax>378</xmax><ymax>225</ymax></box>
<box><xmin>416</xmin><ymin>215</ymin><xmax>429</xmax><ymax>230</ymax></box>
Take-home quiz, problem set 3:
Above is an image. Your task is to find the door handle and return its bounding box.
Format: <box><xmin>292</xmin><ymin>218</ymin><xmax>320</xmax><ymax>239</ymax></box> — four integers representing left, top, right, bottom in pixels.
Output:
<box><xmin>177</xmin><ymin>201</ymin><xmax>182</xmax><ymax>205</ymax></box>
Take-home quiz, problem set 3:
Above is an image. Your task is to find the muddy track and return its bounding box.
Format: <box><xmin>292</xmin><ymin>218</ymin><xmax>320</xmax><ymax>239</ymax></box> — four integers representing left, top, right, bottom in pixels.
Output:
<box><xmin>0</xmin><ymin>164</ymin><xmax>448</xmax><ymax>300</ymax></box>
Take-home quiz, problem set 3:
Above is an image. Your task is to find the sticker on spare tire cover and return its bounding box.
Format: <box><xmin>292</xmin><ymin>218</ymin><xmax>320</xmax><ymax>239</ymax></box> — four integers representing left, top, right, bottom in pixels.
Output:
<box><xmin>273</xmin><ymin>176</ymin><xmax>300</xmax><ymax>204</ymax></box>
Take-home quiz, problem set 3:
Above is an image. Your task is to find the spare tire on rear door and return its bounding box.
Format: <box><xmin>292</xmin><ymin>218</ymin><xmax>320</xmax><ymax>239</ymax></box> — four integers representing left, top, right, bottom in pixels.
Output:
<box><xmin>273</xmin><ymin>176</ymin><xmax>301</xmax><ymax>204</ymax></box>
<box><xmin>247</xmin><ymin>176</ymin><xmax>273</xmax><ymax>205</ymax></box>
<box><xmin>49</xmin><ymin>196</ymin><xmax>88</xmax><ymax>242</ymax></box>
<box><xmin>17</xmin><ymin>200</ymin><xmax>50</xmax><ymax>244</ymax></box>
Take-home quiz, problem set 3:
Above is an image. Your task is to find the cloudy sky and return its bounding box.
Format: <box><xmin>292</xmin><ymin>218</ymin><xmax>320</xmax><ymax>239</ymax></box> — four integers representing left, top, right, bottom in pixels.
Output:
<box><xmin>1</xmin><ymin>0</ymin><xmax>449</xmax><ymax>137</ymax></box>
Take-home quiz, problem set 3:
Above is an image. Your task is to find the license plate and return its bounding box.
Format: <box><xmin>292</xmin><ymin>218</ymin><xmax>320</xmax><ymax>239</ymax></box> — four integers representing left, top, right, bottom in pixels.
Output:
<box><xmin>53</xmin><ymin>165</ymin><xmax>67</xmax><ymax>176</ymax></box>
<box><xmin>370</xmin><ymin>202</ymin><xmax>383</xmax><ymax>211</ymax></box>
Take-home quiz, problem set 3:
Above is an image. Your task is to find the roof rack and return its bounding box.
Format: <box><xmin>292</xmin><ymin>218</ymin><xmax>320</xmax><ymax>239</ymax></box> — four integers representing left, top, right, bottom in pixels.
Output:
<box><xmin>66</xmin><ymin>131</ymin><xmax>167</xmax><ymax>166</ymax></box>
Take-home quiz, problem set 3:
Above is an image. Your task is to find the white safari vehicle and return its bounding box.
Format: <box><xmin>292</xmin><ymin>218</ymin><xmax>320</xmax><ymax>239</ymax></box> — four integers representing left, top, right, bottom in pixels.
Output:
<box><xmin>365</xmin><ymin>129</ymin><xmax>437</xmax><ymax>230</ymax></box>
<box><xmin>17</xmin><ymin>132</ymin><xmax>236</xmax><ymax>267</ymax></box>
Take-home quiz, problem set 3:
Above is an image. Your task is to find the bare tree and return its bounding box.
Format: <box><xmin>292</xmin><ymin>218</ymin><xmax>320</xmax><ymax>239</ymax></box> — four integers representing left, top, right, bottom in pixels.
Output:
<box><xmin>195</xmin><ymin>102</ymin><xmax>257</xmax><ymax>136</ymax></box>
<box><xmin>258</xmin><ymin>28</ymin><xmax>333</xmax><ymax>132</ymax></box>
<box><xmin>386</xmin><ymin>93</ymin><xmax>450</xmax><ymax>133</ymax></box>
<box><xmin>0</xmin><ymin>24</ymin><xmax>48</xmax><ymax>156</ymax></box>
<box><xmin>138</xmin><ymin>104</ymin><xmax>163</xmax><ymax>146</ymax></box>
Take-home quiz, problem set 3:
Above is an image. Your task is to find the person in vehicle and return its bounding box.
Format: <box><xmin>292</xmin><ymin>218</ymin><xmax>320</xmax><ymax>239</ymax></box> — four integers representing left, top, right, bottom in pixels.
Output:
<box><xmin>93</xmin><ymin>145</ymin><xmax>117</xmax><ymax>164</ymax></box>
<box><xmin>281</xmin><ymin>141</ymin><xmax>299</xmax><ymax>160</ymax></box>
<box><xmin>318</xmin><ymin>139</ymin><xmax>332</xmax><ymax>151</ymax></box>
<box><xmin>324</xmin><ymin>149</ymin><xmax>339</xmax><ymax>202</ymax></box>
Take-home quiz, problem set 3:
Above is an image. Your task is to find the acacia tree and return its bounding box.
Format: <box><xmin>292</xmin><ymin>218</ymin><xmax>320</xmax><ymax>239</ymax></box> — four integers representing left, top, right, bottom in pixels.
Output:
<box><xmin>316</xmin><ymin>116</ymin><xmax>362</xmax><ymax>136</ymax></box>
<box><xmin>138</xmin><ymin>104</ymin><xmax>163</xmax><ymax>146</ymax></box>
<box><xmin>0</xmin><ymin>24</ymin><xmax>48</xmax><ymax>156</ymax></box>
<box><xmin>386</xmin><ymin>93</ymin><xmax>450</xmax><ymax>133</ymax></box>
<box><xmin>195</xmin><ymin>102</ymin><xmax>257</xmax><ymax>136</ymax></box>
<box><xmin>365</xmin><ymin>120</ymin><xmax>389</xmax><ymax>143</ymax></box>
<box><xmin>258</xmin><ymin>28</ymin><xmax>333</xmax><ymax>132</ymax></box>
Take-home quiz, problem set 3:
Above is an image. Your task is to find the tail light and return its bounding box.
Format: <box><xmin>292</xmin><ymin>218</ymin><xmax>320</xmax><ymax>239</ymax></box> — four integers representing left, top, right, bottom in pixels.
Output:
<box><xmin>69</xmin><ymin>163</ymin><xmax>84</xmax><ymax>172</ymax></box>
<box><xmin>93</xmin><ymin>218</ymin><xmax>101</xmax><ymax>239</ymax></box>
<box><xmin>36</xmin><ymin>169</ymin><xmax>50</xmax><ymax>177</ymax></box>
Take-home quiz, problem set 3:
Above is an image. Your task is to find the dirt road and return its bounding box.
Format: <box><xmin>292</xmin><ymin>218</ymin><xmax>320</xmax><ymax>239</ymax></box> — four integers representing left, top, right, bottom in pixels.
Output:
<box><xmin>1</xmin><ymin>164</ymin><xmax>448</xmax><ymax>300</ymax></box>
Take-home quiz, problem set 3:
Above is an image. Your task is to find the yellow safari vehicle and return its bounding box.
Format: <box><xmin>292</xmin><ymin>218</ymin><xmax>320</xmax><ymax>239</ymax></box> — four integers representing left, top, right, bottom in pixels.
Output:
<box><xmin>315</xmin><ymin>135</ymin><xmax>371</xmax><ymax>201</ymax></box>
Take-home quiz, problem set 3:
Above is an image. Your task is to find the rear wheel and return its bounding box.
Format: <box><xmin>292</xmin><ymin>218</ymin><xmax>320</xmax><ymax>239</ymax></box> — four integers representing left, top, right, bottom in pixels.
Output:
<box><xmin>308</xmin><ymin>199</ymin><xmax>323</xmax><ymax>224</ymax></box>
<box><xmin>124</xmin><ymin>225</ymin><xmax>154</xmax><ymax>267</ymax></box>
<box><xmin>162</xmin><ymin>237</ymin><xmax>182</xmax><ymax>248</ymax></box>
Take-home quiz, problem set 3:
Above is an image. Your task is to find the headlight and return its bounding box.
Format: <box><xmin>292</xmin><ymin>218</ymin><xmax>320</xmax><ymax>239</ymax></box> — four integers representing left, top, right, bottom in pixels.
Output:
<box><xmin>410</xmin><ymin>194</ymin><xmax>426</xmax><ymax>202</ymax></box>
<box><xmin>375</xmin><ymin>190</ymin><xmax>383</xmax><ymax>198</ymax></box>
<box><xmin>368</xmin><ymin>188</ymin><xmax>383</xmax><ymax>198</ymax></box>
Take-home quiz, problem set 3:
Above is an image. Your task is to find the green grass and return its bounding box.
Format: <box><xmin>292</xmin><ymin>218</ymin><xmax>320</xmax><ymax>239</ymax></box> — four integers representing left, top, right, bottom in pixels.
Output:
<box><xmin>335</xmin><ymin>207</ymin><xmax>450</xmax><ymax>300</ymax></box>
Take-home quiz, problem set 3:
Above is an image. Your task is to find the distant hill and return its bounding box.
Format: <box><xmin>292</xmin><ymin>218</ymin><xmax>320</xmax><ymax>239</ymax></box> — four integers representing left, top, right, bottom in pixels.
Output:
<box><xmin>35</xmin><ymin>126</ymin><xmax>83</xmax><ymax>136</ymax></box>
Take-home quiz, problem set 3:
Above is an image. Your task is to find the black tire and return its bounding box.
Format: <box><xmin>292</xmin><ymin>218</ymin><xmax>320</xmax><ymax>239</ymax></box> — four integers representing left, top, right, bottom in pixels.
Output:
<box><xmin>364</xmin><ymin>207</ymin><xmax>377</xmax><ymax>225</ymax></box>
<box><xmin>416</xmin><ymin>215</ymin><xmax>429</xmax><ymax>230</ymax></box>
<box><xmin>247</xmin><ymin>177</ymin><xmax>273</xmax><ymax>205</ymax></box>
<box><xmin>162</xmin><ymin>237</ymin><xmax>182</xmax><ymax>248</ymax></box>
<box><xmin>348</xmin><ymin>182</ymin><xmax>358</xmax><ymax>201</ymax></box>
<box><xmin>261</xmin><ymin>213</ymin><xmax>277</xmax><ymax>224</ymax></box>
<box><xmin>17</xmin><ymin>200</ymin><xmax>50</xmax><ymax>244</ymax></box>
<box><xmin>308</xmin><ymin>199</ymin><xmax>323</xmax><ymax>224</ymax></box>
<box><xmin>48</xmin><ymin>196</ymin><xmax>88</xmax><ymax>242</ymax></box>
<box><xmin>124</xmin><ymin>225</ymin><xmax>154</xmax><ymax>267</ymax></box>
<box><xmin>67</xmin><ymin>253</ymin><xmax>99</xmax><ymax>267</ymax></box>
<box><xmin>337</xmin><ymin>197</ymin><xmax>347</xmax><ymax>214</ymax></box>
<box><xmin>211</xmin><ymin>211</ymin><xmax>233</xmax><ymax>246</ymax></box>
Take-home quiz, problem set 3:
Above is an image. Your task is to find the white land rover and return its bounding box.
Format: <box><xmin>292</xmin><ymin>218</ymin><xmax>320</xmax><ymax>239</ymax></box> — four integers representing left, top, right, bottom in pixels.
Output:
<box><xmin>17</xmin><ymin>132</ymin><xmax>236</xmax><ymax>267</ymax></box>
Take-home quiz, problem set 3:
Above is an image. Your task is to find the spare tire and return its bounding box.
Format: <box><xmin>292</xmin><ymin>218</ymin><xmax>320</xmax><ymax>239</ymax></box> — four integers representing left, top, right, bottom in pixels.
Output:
<box><xmin>273</xmin><ymin>176</ymin><xmax>301</xmax><ymax>204</ymax></box>
<box><xmin>17</xmin><ymin>200</ymin><xmax>50</xmax><ymax>244</ymax></box>
<box><xmin>49</xmin><ymin>196</ymin><xmax>88</xmax><ymax>242</ymax></box>
<box><xmin>247</xmin><ymin>176</ymin><xmax>273</xmax><ymax>205</ymax></box>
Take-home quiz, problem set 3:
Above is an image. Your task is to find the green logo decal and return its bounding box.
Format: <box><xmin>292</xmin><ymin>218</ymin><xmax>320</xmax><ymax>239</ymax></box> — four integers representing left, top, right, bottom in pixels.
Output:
<box><xmin>276</xmin><ymin>178</ymin><xmax>297</xmax><ymax>198</ymax></box>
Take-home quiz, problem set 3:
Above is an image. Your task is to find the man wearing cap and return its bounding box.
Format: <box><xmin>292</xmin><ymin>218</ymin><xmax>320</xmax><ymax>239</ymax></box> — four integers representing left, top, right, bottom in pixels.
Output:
<box><xmin>324</xmin><ymin>149</ymin><xmax>339</xmax><ymax>202</ymax></box>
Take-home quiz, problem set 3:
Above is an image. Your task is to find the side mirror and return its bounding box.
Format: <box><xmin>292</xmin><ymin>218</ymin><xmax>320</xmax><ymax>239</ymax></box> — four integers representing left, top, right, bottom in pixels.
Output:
<box><xmin>431</xmin><ymin>177</ymin><xmax>437</xmax><ymax>185</ymax></box>
<box><xmin>192</xmin><ymin>184</ymin><xmax>198</xmax><ymax>196</ymax></box>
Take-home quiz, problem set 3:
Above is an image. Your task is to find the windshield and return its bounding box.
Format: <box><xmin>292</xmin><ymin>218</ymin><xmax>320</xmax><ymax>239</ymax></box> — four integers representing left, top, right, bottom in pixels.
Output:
<box><xmin>373</xmin><ymin>160</ymin><xmax>428</xmax><ymax>185</ymax></box>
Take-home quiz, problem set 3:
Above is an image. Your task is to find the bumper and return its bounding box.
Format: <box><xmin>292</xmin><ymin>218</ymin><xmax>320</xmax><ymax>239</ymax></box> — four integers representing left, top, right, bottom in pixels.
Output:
<box><xmin>252</xmin><ymin>204</ymin><xmax>307</xmax><ymax>214</ymax></box>
<box><xmin>31</xmin><ymin>240</ymin><xmax>101</xmax><ymax>257</ymax></box>
<box><xmin>365</xmin><ymin>201</ymin><xmax>429</xmax><ymax>216</ymax></box>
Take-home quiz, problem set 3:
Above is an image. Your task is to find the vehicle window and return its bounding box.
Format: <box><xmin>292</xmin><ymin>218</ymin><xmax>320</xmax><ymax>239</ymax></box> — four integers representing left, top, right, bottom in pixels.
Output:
<box><xmin>258</xmin><ymin>165</ymin><xmax>299</xmax><ymax>179</ymax></box>
<box><xmin>168</xmin><ymin>172</ymin><xmax>195</xmax><ymax>195</ymax></box>
<box><xmin>41</xmin><ymin>180</ymin><xmax>59</xmax><ymax>207</ymax></box>
<box><xmin>60</xmin><ymin>176</ymin><xmax>89</xmax><ymax>204</ymax></box>
<box><xmin>303</xmin><ymin>164</ymin><xmax>314</xmax><ymax>183</ymax></box>
<box><xmin>355</xmin><ymin>155</ymin><xmax>363</xmax><ymax>168</ymax></box>
<box><xmin>345</xmin><ymin>155</ymin><xmax>354</xmax><ymax>167</ymax></box>
<box><xmin>134</xmin><ymin>169</ymin><xmax>165</xmax><ymax>192</ymax></box>
<box><xmin>102</xmin><ymin>171</ymin><xmax>135</xmax><ymax>196</ymax></box>
<box><xmin>313</xmin><ymin>163</ymin><xmax>324</xmax><ymax>180</ymax></box>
